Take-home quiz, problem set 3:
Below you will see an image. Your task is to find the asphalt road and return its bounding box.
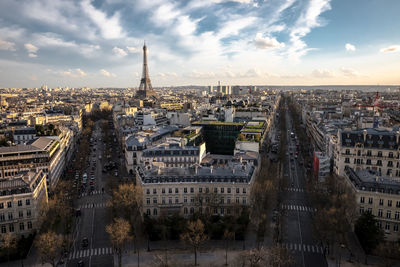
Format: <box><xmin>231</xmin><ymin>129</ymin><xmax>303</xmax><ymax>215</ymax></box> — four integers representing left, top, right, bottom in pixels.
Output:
<box><xmin>66</xmin><ymin>121</ymin><xmax>114</xmax><ymax>267</ymax></box>
<box><xmin>279</xmin><ymin>104</ymin><xmax>328</xmax><ymax>267</ymax></box>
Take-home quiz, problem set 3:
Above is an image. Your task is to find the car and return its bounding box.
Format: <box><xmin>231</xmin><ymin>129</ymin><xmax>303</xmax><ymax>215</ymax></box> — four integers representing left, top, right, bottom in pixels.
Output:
<box><xmin>75</xmin><ymin>209</ymin><xmax>81</xmax><ymax>217</ymax></box>
<box><xmin>77</xmin><ymin>260</ymin><xmax>84</xmax><ymax>267</ymax></box>
<box><xmin>82</xmin><ymin>237</ymin><xmax>89</xmax><ymax>248</ymax></box>
<box><xmin>89</xmin><ymin>180</ymin><xmax>94</xmax><ymax>185</ymax></box>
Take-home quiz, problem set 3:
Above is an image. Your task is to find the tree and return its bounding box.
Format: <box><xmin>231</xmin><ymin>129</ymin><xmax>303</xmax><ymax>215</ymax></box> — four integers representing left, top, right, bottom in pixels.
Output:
<box><xmin>266</xmin><ymin>245</ymin><xmax>294</xmax><ymax>267</ymax></box>
<box><xmin>180</xmin><ymin>219</ymin><xmax>209</xmax><ymax>266</ymax></box>
<box><xmin>106</xmin><ymin>217</ymin><xmax>133</xmax><ymax>267</ymax></box>
<box><xmin>36</xmin><ymin>231</ymin><xmax>64</xmax><ymax>267</ymax></box>
<box><xmin>354</xmin><ymin>212</ymin><xmax>384</xmax><ymax>253</ymax></box>
<box><xmin>223</xmin><ymin>229</ymin><xmax>235</xmax><ymax>266</ymax></box>
<box><xmin>1</xmin><ymin>233</ymin><xmax>17</xmax><ymax>263</ymax></box>
<box><xmin>237</xmin><ymin>247</ymin><xmax>268</xmax><ymax>267</ymax></box>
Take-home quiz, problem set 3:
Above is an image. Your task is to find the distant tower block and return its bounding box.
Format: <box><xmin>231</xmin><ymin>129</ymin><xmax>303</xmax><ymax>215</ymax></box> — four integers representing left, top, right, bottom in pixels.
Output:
<box><xmin>136</xmin><ymin>42</ymin><xmax>156</xmax><ymax>99</ymax></box>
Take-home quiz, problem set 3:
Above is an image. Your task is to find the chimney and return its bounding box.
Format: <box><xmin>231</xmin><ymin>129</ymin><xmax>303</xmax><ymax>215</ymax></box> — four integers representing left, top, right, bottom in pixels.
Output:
<box><xmin>210</xmin><ymin>165</ymin><xmax>213</xmax><ymax>174</ymax></box>
<box><xmin>363</xmin><ymin>129</ymin><xmax>367</xmax><ymax>142</ymax></box>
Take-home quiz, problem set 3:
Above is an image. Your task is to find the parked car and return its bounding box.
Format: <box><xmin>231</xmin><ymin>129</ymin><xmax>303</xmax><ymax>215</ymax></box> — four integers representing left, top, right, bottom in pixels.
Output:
<box><xmin>82</xmin><ymin>237</ymin><xmax>89</xmax><ymax>248</ymax></box>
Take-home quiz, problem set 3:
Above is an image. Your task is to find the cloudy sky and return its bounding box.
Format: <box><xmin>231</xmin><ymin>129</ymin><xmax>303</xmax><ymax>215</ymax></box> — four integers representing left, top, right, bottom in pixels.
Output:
<box><xmin>0</xmin><ymin>0</ymin><xmax>399</xmax><ymax>88</ymax></box>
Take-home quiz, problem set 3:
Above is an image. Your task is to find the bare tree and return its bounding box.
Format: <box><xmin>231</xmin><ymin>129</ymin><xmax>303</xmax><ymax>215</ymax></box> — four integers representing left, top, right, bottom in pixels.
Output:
<box><xmin>36</xmin><ymin>231</ymin><xmax>64</xmax><ymax>267</ymax></box>
<box><xmin>180</xmin><ymin>219</ymin><xmax>209</xmax><ymax>266</ymax></box>
<box><xmin>1</xmin><ymin>233</ymin><xmax>17</xmax><ymax>264</ymax></box>
<box><xmin>106</xmin><ymin>217</ymin><xmax>133</xmax><ymax>267</ymax></box>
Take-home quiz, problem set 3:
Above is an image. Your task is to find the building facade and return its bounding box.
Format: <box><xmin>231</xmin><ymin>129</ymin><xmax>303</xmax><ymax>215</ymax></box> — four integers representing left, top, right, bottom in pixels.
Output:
<box><xmin>0</xmin><ymin>170</ymin><xmax>48</xmax><ymax>237</ymax></box>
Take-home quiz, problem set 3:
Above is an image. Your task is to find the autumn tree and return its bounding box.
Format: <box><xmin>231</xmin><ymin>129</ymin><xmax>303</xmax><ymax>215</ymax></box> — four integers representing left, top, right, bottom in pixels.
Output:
<box><xmin>106</xmin><ymin>217</ymin><xmax>133</xmax><ymax>267</ymax></box>
<box><xmin>266</xmin><ymin>245</ymin><xmax>294</xmax><ymax>267</ymax></box>
<box><xmin>180</xmin><ymin>219</ymin><xmax>209</xmax><ymax>266</ymax></box>
<box><xmin>1</xmin><ymin>233</ymin><xmax>17</xmax><ymax>263</ymax></box>
<box><xmin>36</xmin><ymin>231</ymin><xmax>64</xmax><ymax>267</ymax></box>
<box><xmin>236</xmin><ymin>247</ymin><xmax>268</xmax><ymax>267</ymax></box>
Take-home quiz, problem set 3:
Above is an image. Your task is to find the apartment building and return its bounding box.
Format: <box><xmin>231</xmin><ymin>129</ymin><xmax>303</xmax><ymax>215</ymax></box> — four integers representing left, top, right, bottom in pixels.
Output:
<box><xmin>136</xmin><ymin>163</ymin><xmax>256</xmax><ymax>218</ymax></box>
<box><xmin>0</xmin><ymin>170</ymin><xmax>48</xmax><ymax>237</ymax></box>
<box><xmin>0</xmin><ymin>137</ymin><xmax>64</xmax><ymax>187</ymax></box>
<box><xmin>140</xmin><ymin>138</ymin><xmax>206</xmax><ymax>167</ymax></box>
<box><xmin>344</xmin><ymin>166</ymin><xmax>400</xmax><ymax>241</ymax></box>
<box><xmin>334</xmin><ymin>128</ymin><xmax>400</xmax><ymax>179</ymax></box>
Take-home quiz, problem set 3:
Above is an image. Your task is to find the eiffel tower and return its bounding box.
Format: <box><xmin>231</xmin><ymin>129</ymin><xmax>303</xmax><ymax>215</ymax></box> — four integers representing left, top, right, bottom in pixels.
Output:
<box><xmin>136</xmin><ymin>42</ymin><xmax>156</xmax><ymax>99</ymax></box>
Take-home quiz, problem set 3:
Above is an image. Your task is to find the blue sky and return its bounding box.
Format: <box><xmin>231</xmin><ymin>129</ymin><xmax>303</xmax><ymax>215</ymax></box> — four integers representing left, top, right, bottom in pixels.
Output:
<box><xmin>0</xmin><ymin>0</ymin><xmax>399</xmax><ymax>88</ymax></box>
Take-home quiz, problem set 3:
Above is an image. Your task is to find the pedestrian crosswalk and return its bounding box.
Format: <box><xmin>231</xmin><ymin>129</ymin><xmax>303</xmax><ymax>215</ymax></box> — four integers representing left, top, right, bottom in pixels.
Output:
<box><xmin>280</xmin><ymin>243</ymin><xmax>324</xmax><ymax>254</ymax></box>
<box><xmin>69</xmin><ymin>247</ymin><xmax>113</xmax><ymax>260</ymax></box>
<box><xmin>281</xmin><ymin>204</ymin><xmax>316</xmax><ymax>212</ymax></box>
<box><xmin>79</xmin><ymin>202</ymin><xmax>108</xmax><ymax>209</ymax></box>
<box><xmin>284</xmin><ymin>187</ymin><xmax>304</xmax><ymax>192</ymax></box>
<box><xmin>81</xmin><ymin>190</ymin><xmax>103</xmax><ymax>197</ymax></box>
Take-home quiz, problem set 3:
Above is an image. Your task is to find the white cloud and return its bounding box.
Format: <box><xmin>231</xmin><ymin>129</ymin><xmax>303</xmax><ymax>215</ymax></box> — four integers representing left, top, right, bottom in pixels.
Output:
<box><xmin>311</xmin><ymin>69</ymin><xmax>335</xmax><ymax>78</ymax></box>
<box><xmin>152</xmin><ymin>3</ymin><xmax>181</xmax><ymax>27</ymax></box>
<box><xmin>61</xmin><ymin>68</ymin><xmax>87</xmax><ymax>78</ymax></box>
<box><xmin>28</xmin><ymin>53</ymin><xmax>37</xmax><ymax>58</ymax></box>
<box><xmin>254</xmin><ymin>33</ymin><xmax>285</xmax><ymax>49</ymax></box>
<box><xmin>126</xmin><ymin>46</ymin><xmax>140</xmax><ymax>54</ymax></box>
<box><xmin>288</xmin><ymin>0</ymin><xmax>332</xmax><ymax>60</ymax></box>
<box><xmin>81</xmin><ymin>0</ymin><xmax>124</xmax><ymax>39</ymax></box>
<box><xmin>218</xmin><ymin>17</ymin><xmax>257</xmax><ymax>38</ymax></box>
<box><xmin>345</xmin><ymin>43</ymin><xmax>356</xmax><ymax>51</ymax></box>
<box><xmin>380</xmin><ymin>45</ymin><xmax>400</xmax><ymax>53</ymax></box>
<box><xmin>0</xmin><ymin>39</ymin><xmax>16</xmax><ymax>51</ymax></box>
<box><xmin>25</xmin><ymin>43</ymin><xmax>39</xmax><ymax>53</ymax></box>
<box><xmin>100</xmin><ymin>69</ymin><xmax>116</xmax><ymax>77</ymax></box>
<box><xmin>112</xmin><ymin>47</ymin><xmax>127</xmax><ymax>57</ymax></box>
<box><xmin>340</xmin><ymin>67</ymin><xmax>362</xmax><ymax>77</ymax></box>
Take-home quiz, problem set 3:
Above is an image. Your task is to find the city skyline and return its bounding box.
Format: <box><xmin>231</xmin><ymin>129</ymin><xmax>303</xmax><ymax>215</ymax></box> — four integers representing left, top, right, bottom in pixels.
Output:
<box><xmin>0</xmin><ymin>0</ymin><xmax>400</xmax><ymax>88</ymax></box>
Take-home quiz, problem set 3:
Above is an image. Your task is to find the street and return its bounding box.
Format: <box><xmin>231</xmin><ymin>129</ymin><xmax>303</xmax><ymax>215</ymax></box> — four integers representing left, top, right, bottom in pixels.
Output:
<box><xmin>279</xmin><ymin>104</ymin><xmax>328</xmax><ymax>267</ymax></box>
<box><xmin>66</xmin><ymin>121</ymin><xmax>114</xmax><ymax>267</ymax></box>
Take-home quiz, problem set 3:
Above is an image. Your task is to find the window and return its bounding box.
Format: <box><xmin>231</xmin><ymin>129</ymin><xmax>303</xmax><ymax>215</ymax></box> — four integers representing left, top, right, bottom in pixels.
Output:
<box><xmin>388</xmin><ymin>161</ymin><xmax>393</xmax><ymax>167</ymax></box>
<box><xmin>168</xmin><ymin>188</ymin><xmax>172</xmax><ymax>194</ymax></box>
<box><xmin>27</xmin><ymin>221</ymin><xmax>32</xmax><ymax>229</ymax></box>
<box><xmin>162</xmin><ymin>188</ymin><xmax>165</xmax><ymax>194</ymax></box>
<box><xmin>153</xmin><ymin>209</ymin><xmax>158</xmax><ymax>216</ymax></box>
<box><xmin>184</xmin><ymin>197</ymin><xmax>187</xmax><ymax>203</ymax></box>
<box><xmin>367</xmin><ymin>150</ymin><xmax>372</xmax><ymax>156</ymax></box>
<box><xmin>395</xmin><ymin>211</ymin><xmax>400</xmax><ymax>220</ymax></box>
<box><xmin>175</xmin><ymin>188</ymin><xmax>179</xmax><ymax>193</ymax></box>
<box><xmin>377</xmin><ymin>221</ymin><xmax>382</xmax><ymax>229</ymax></box>
<box><xmin>388</xmin><ymin>200</ymin><xmax>392</xmax><ymax>207</ymax></box>
<box><xmin>153</xmin><ymin>198</ymin><xmax>157</xmax><ymax>204</ymax></box>
<box><xmin>146</xmin><ymin>189</ymin><xmax>150</xmax><ymax>195</ymax></box>
<box><xmin>190</xmin><ymin>188</ymin><xmax>194</xmax><ymax>193</ymax></box>
<box><xmin>175</xmin><ymin>198</ymin><xmax>179</xmax><ymax>203</ymax></box>
<box><xmin>360</xmin><ymin>197</ymin><xmax>365</xmax><ymax>203</ymax></box>
<box><xmin>214</xmin><ymin>188</ymin><xmax>218</xmax><ymax>193</ymax></box>
<box><xmin>367</xmin><ymin>208</ymin><xmax>372</xmax><ymax>214</ymax></box>
<box><xmin>1</xmin><ymin>225</ymin><xmax>5</xmax><ymax>233</ymax></box>
<box><xmin>345</xmin><ymin>149</ymin><xmax>350</xmax><ymax>155</ymax></box>
<box><xmin>221</xmin><ymin>198</ymin><xmax>224</xmax><ymax>204</ymax></box>
<box><xmin>243</xmin><ymin>188</ymin><xmax>247</xmax><ymax>194</ymax></box>
<box><xmin>146</xmin><ymin>198</ymin><xmax>150</xmax><ymax>204</ymax></box>
<box><xmin>7</xmin><ymin>202</ymin><xmax>12</xmax><ymax>208</ymax></box>
<box><xmin>184</xmin><ymin>207</ymin><xmax>188</xmax><ymax>214</ymax></box>
<box><xmin>9</xmin><ymin>224</ymin><xmax>14</xmax><ymax>232</ymax></box>
<box><xmin>385</xmin><ymin>222</ymin><xmax>390</xmax><ymax>231</ymax></box>
<box><xmin>169</xmin><ymin>198</ymin><xmax>172</xmax><ymax>204</ymax></box>
<box><xmin>377</xmin><ymin>160</ymin><xmax>382</xmax><ymax>166</ymax></box>
<box><xmin>357</xmin><ymin>150</ymin><xmax>361</xmax><ymax>156</ymax></box>
<box><xmin>190</xmin><ymin>198</ymin><xmax>194</xmax><ymax>203</ymax></box>
<box><xmin>206</xmin><ymin>188</ymin><xmax>209</xmax><ymax>193</ymax></box>
<box><xmin>236</xmin><ymin>188</ymin><xmax>240</xmax><ymax>194</ymax></box>
<box><xmin>0</xmin><ymin>214</ymin><xmax>4</xmax><ymax>222</ymax></box>
<box><xmin>396</xmin><ymin>201</ymin><xmax>400</xmax><ymax>208</ymax></box>
<box><xmin>199</xmin><ymin>188</ymin><xmax>202</xmax><ymax>193</ymax></box>
<box><xmin>190</xmin><ymin>208</ymin><xmax>194</xmax><ymax>214</ymax></box>
<box><xmin>368</xmin><ymin>198</ymin><xmax>373</xmax><ymax>204</ymax></box>
<box><xmin>243</xmin><ymin>197</ymin><xmax>247</xmax><ymax>204</ymax></box>
<box><xmin>19</xmin><ymin>211</ymin><xmax>23</xmax><ymax>218</ymax></box>
<box><xmin>184</xmin><ymin>188</ymin><xmax>187</xmax><ymax>193</ymax></box>
<box><xmin>8</xmin><ymin>212</ymin><xmax>13</xmax><ymax>220</ymax></box>
<box><xmin>221</xmin><ymin>188</ymin><xmax>224</xmax><ymax>193</ymax></box>
<box><xmin>27</xmin><ymin>210</ymin><xmax>31</xmax><ymax>217</ymax></box>
<box><xmin>394</xmin><ymin>224</ymin><xmax>399</xmax><ymax>232</ymax></box>
<box><xmin>359</xmin><ymin>207</ymin><xmax>364</xmax><ymax>214</ymax></box>
<box><xmin>366</xmin><ymin>159</ymin><xmax>371</xmax><ymax>165</ymax></box>
<box><xmin>162</xmin><ymin>198</ymin><xmax>165</xmax><ymax>204</ymax></box>
<box><xmin>0</xmin><ymin>203</ymin><xmax>3</xmax><ymax>209</ymax></box>
<box><xmin>19</xmin><ymin>222</ymin><xmax>24</xmax><ymax>231</ymax></box>
<box><xmin>236</xmin><ymin>197</ymin><xmax>240</xmax><ymax>204</ymax></box>
<box><xmin>387</xmin><ymin>211</ymin><xmax>391</xmax><ymax>219</ymax></box>
<box><xmin>379</xmin><ymin>199</ymin><xmax>384</xmax><ymax>206</ymax></box>
<box><xmin>227</xmin><ymin>188</ymin><xmax>231</xmax><ymax>194</ymax></box>
<box><xmin>378</xmin><ymin>209</ymin><xmax>383</xmax><ymax>217</ymax></box>
<box><xmin>26</xmin><ymin>199</ymin><xmax>30</xmax><ymax>205</ymax></box>
<box><xmin>344</xmin><ymin>158</ymin><xmax>350</xmax><ymax>163</ymax></box>
<box><xmin>153</xmin><ymin>189</ymin><xmax>157</xmax><ymax>194</ymax></box>
<box><xmin>18</xmin><ymin>200</ymin><xmax>22</xmax><ymax>207</ymax></box>
<box><xmin>378</xmin><ymin>151</ymin><xmax>382</xmax><ymax>157</ymax></box>
<box><xmin>146</xmin><ymin>209</ymin><xmax>150</xmax><ymax>215</ymax></box>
